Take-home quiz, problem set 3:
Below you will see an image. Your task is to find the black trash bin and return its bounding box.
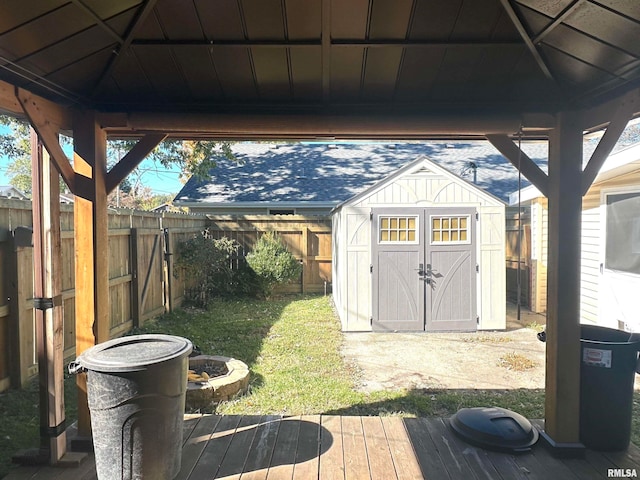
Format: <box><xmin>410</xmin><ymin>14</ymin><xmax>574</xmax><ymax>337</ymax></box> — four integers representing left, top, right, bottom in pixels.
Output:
<box><xmin>69</xmin><ymin>334</ymin><xmax>192</xmax><ymax>480</ymax></box>
<box><xmin>579</xmin><ymin>325</ymin><xmax>640</xmax><ymax>451</ymax></box>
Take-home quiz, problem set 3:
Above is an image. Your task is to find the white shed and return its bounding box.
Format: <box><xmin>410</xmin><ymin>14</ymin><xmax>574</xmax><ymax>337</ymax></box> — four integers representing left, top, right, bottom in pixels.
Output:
<box><xmin>332</xmin><ymin>156</ymin><xmax>506</xmax><ymax>332</ymax></box>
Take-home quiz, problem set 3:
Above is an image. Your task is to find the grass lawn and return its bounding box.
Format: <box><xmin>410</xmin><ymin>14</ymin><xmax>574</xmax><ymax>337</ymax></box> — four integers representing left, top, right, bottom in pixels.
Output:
<box><xmin>1</xmin><ymin>294</ymin><xmax>639</xmax><ymax>478</ymax></box>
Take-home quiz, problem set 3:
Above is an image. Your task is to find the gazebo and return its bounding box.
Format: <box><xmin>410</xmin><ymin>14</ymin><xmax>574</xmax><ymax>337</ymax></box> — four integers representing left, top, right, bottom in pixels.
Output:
<box><xmin>0</xmin><ymin>0</ymin><xmax>639</xmax><ymax>466</ymax></box>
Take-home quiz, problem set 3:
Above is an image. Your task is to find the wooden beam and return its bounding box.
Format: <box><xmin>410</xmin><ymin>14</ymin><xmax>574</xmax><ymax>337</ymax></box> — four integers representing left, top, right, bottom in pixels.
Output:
<box><xmin>486</xmin><ymin>134</ymin><xmax>549</xmax><ymax>197</ymax></box>
<box><xmin>105</xmin><ymin>133</ymin><xmax>167</xmax><ymax>193</ymax></box>
<box><xmin>16</xmin><ymin>88</ymin><xmax>92</xmax><ymax>199</ymax></box>
<box><xmin>91</xmin><ymin>0</ymin><xmax>159</xmax><ymax>97</ymax></box>
<box><xmin>0</xmin><ymin>80</ymin><xmax>23</xmax><ymax>116</ymax></box>
<box><xmin>31</xmin><ymin>129</ymin><xmax>67</xmax><ymax>462</ymax></box>
<box><xmin>581</xmin><ymin>92</ymin><xmax>639</xmax><ymax>194</ymax></box>
<box><xmin>0</xmin><ymin>82</ymin><xmax>73</xmax><ymax>129</ymax></box>
<box><xmin>541</xmin><ymin>111</ymin><xmax>584</xmax><ymax>456</ymax></box>
<box><xmin>498</xmin><ymin>0</ymin><xmax>556</xmax><ymax>82</ymax></box>
<box><xmin>101</xmin><ymin>112</ymin><xmax>555</xmax><ymax>138</ymax></box>
<box><xmin>69</xmin><ymin>0</ymin><xmax>124</xmax><ymax>45</ymax></box>
<box><xmin>532</xmin><ymin>0</ymin><xmax>585</xmax><ymax>44</ymax></box>
<box><xmin>73</xmin><ymin>110</ymin><xmax>109</xmax><ymax>437</ymax></box>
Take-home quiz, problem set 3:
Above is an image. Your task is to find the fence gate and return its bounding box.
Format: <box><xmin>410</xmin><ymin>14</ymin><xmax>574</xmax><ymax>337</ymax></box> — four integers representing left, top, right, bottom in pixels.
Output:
<box><xmin>131</xmin><ymin>228</ymin><xmax>166</xmax><ymax>326</ymax></box>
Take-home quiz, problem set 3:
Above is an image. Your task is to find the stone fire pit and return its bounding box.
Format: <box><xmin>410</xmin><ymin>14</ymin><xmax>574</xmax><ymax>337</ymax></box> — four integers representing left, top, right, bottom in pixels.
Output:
<box><xmin>186</xmin><ymin>355</ymin><xmax>250</xmax><ymax>410</ymax></box>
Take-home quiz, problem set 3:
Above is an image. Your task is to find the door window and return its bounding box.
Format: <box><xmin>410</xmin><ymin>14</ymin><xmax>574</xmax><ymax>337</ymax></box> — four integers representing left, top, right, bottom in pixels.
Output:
<box><xmin>430</xmin><ymin>215</ymin><xmax>470</xmax><ymax>244</ymax></box>
<box><xmin>378</xmin><ymin>215</ymin><xmax>418</xmax><ymax>243</ymax></box>
<box><xmin>605</xmin><ymin>192</ymin><xmax>640</xmax><ymax>275</ymax></box>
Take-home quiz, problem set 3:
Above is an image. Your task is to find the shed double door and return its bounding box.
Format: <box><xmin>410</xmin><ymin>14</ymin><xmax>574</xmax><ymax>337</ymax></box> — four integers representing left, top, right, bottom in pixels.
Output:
<box><xmin>372</xmin><ymin>207</ymin><xmax>477</xmax><ymax>332</ymax></box>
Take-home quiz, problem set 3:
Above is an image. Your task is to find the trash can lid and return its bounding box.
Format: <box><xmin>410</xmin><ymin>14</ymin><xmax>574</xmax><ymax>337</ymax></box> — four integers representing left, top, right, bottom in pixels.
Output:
<box><xmin>75</xmin><ymin>334</ymin><xmax>193</xmax><ymax>373</ymax></box>
<box><xmin>449</xmin><ymin>407</ymin><xmax>539</xmax><ymax>453</ymax></box>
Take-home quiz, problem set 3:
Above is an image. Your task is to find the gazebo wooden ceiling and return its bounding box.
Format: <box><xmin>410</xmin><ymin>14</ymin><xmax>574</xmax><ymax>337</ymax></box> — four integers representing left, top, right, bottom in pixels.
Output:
<box><xmin>1</xmin><ymin>0</ymin><xmax>640</xmax><ymax>466</ymax></box>
<box><xmin>0</xmin><ymin>0</ymin><xmax>639</xmax><ymax>138</ymax></box>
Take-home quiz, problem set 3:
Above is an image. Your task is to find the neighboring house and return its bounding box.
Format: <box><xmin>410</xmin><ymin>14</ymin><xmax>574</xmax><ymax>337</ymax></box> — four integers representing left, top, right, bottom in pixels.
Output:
<box><xmin>0</xmin><ymin>185</ymin><xmax>28</xmax><ymax>200</ymax></box>
<box><xmin>332</xmin><ymin>156</ymin><xmax>506</xmax><ymax>333</ymax></box>
<box><xmin>173</xmin><ymin>141</ymin><xmax>551</xmax><ymax>214</ymax></box>
<box><xmin>508</xmin><ymin>142</ymin><xmax>640</xmax><ymax>332</ymax></box>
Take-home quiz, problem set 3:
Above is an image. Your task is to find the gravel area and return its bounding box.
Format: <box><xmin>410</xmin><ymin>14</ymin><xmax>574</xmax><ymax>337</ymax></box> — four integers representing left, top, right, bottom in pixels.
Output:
<box><xmin>341</xmin><ymin>304</ymin><xmax>548</xmax><ymax>392</ymax></box>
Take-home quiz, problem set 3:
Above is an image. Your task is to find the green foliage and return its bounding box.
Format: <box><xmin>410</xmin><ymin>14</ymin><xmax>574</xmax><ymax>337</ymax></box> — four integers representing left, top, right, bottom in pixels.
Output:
<box><xmin>246</xmin><ymin>232</ymin><xmax>302</xmax><ymax>296</ymax></box>
<box><xmin>1</xmin><ymin>116</ymin><xmax>33</xmax><ymax>194</ymax></box>
<box><xmin>175</xmin><ymin>232</ymin><xmax>259</xmax><ymax>306</ymax></box>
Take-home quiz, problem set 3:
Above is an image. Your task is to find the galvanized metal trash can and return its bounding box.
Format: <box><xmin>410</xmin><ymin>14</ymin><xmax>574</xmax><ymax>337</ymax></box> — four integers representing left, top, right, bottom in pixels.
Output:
<box><xmin>69</xmin><ymin>334</ymin><xmax>192</xmax><ymax>479</ymax></box>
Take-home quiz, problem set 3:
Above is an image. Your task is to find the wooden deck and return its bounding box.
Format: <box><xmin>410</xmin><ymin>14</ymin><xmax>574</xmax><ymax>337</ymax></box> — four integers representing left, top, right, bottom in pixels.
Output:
<box><xmin>6</xmin><ymin>415</ymin><xmax>640</xmax><ymax>479</ymax></box>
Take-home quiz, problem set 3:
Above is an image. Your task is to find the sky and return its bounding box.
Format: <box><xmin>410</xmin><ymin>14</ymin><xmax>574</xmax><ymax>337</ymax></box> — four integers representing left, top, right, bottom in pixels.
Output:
<box><xmin>0</xmin><ymin>126</ymin><xmax>185</xmax><ymax>196</ymax></box>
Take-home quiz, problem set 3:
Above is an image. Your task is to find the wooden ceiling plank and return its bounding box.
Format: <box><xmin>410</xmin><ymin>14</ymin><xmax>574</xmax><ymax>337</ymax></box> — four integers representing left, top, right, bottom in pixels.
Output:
<box><xmin>105</xmin><ymin>133</ymin><xmax>166</xmax><ymax>193</ymax></box>
<box><xmin>322</xmin><ymin>0</ymin><xmax>331</xmax><ymax>104</ymax></box>
<box><xmin>499</xmin><ymin>0</ymin><xmax>556</xmax><ymax>81</ymax></box>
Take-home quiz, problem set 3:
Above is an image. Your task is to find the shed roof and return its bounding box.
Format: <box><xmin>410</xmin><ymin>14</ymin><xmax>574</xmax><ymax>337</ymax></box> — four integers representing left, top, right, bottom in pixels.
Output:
<box><xmin>335</xmin><ymin>154</ymin><xmax>507</xmax><ymax>213</ymax></box>
<box><xmin>174</xmin><ymin>141</ymin><xmax>551</xmax><ymax>207</ymax></box>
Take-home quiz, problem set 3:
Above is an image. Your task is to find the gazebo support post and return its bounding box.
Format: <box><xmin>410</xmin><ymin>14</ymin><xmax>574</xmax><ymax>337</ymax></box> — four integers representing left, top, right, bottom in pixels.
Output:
<box><xmin>72</xmin><ymin>110</ymin><xmax>110</xmax><ymax>442</ymax></box>
<box><xmin>540</xmin><ymin>110</ymin><xmax>585</xmax><ymax>457</ymax></box>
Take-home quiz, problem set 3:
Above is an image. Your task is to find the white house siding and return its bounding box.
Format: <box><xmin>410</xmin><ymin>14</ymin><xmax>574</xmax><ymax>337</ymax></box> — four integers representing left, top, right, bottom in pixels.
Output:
<box><xmin>580</xmin><ymin>190</ymin><xmax>602</xmax><ymax>325</ymax></box>
<box><xmin>530</xmin><ymin>198</ymin><xmax>548</xmax><ymax>314</ymax></box>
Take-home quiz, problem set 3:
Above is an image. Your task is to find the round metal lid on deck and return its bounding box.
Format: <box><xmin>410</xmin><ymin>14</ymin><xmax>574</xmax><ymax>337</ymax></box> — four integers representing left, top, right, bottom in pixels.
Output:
<box><xmin>73</xmin><ymin>334</ymin><xmax>193</xmax><ymax>373</ymax></box>
<box><xmin>449</xmin><ymin>407</ymin><xmax>539</xmax><ymax>453</ymax></box>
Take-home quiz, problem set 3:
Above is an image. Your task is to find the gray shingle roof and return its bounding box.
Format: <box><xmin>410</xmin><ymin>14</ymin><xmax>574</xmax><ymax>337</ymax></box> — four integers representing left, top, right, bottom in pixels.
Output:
<box><xmin>174</xmin><ymin>127</ymin><xmax>640</xmax><ymax>206</ymax></box>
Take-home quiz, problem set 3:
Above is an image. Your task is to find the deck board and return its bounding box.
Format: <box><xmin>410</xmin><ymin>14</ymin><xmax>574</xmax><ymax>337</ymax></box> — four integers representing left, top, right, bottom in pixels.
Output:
<box><xmin>341</xmin><ymin>416</ymin><xmax>370</xmax><ymax>480</ymax></box>
<box><xmin>6</xmin><ymin>415</ymin><xmax>640</xmax><ymax>480</ymax></box>
<box><xmin>265</xmin><ymin>416</ymin><xmax>300</xmax><ymax>480</ymax></box>
<box><xmin>380</xmin><ymin>416</ymin><xmax>423</xmax><ymax>480</ymax></box>
<box><xmin>188</xmin><ymin>414</ymin><xmax>242</xmax><ymax>480</ymax></box>
<box><xmin>319</xmin><ymin>415</ymin><xmax>345</xmax><ymax>480</ymax></box>
<box><xmin>216</xmin><ymin>415</ymin><xmax>263</xmax><ymax>480</ymax></box>
<box><xmin>176</xmin><ymin>414</ymin><xmax>222</xmax><ymax>480</ymax></box>
<box><xmin>361</xmin><ymin>416</ymin><xmax>398</xmax><ymax>480</ymax></box>
<box><xmin>239</xmin><ymin>415</ymin><xmax>282</xmax><ymax>480</ymax></box>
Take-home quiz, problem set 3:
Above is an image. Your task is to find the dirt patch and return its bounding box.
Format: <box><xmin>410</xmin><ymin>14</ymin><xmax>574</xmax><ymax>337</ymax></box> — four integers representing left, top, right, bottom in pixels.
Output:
<box><xmin>341</xmin><ymin>304</ymin><xmax>548</xmax><ymax>392</ymax></box>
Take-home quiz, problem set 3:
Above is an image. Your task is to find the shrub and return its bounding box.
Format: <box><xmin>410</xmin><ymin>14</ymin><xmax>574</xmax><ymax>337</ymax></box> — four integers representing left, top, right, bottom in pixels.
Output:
<box><xmin>246</xmin><ymin>232</ymin><xmax>302</xmax><ymax>296</ymax></box>
<box><xmin>175</xmin><ymin>231</ymin><xmax>259</xmax><ymax>306</ymax></box>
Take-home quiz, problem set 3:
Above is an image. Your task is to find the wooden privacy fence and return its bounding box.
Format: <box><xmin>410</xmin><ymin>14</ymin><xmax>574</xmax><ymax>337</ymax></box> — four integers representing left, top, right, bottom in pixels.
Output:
<box><xmin>205</xmin><ymin>215</ymin><xmax>332</xmax><ymax>294</ymax></box>
<box><xmin>0</xmin><ymin>199</ymin><xmax>208</xmax><ymax>391</ymax></box>
<box><xmin>0</xmin><ymin>202</ymin><xmax>332</xmax><ymax>392</ymax></box>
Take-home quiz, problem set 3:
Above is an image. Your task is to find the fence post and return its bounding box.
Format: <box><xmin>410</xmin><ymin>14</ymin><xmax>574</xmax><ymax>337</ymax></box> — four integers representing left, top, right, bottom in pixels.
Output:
<box><xmin>7</xmin><ymin>234</ymin><xmax>22</xmax><ymax>389</ymax></box>
<box><xmin>130</xmin><ymin>228</ymin><xmax>142</xmax><ymax>327</ymax></box>
<box><xmin>301</xmin><ymin>226</ymin><xmax>308</xmax><ymax>293</ymax></box>
<box><xmin>163</xmin><ymin>228</ymin><xmax>174</xmax><ymax>313</ymax></box>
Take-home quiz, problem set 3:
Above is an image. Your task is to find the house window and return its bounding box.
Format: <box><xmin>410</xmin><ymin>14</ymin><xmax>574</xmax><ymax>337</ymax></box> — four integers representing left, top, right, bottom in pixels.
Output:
<box><xmin>431</xmin><ymin>215</ymin><xmax>470</xmax><ymax>244</ymax></box>
<box><xmin>378</xmin><ymin>216</ymin><xmax>418</xmax><ymax>243</ymax></box>
<box><xmin>605</xmin><ymin>192</ymin><xmax>640</xmax><ymax>275</ymax></box>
